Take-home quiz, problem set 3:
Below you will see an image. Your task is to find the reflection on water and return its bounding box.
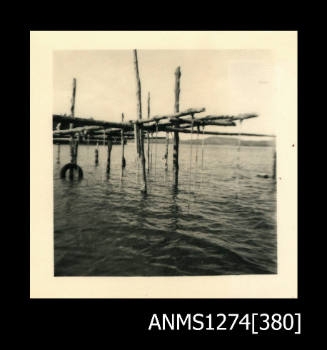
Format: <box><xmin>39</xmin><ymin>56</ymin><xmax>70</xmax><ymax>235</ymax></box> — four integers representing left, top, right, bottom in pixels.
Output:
<box><xmin>54</xmin><ymin>143</ymin><xmax>277</xmax><ymax>276</ymax></box>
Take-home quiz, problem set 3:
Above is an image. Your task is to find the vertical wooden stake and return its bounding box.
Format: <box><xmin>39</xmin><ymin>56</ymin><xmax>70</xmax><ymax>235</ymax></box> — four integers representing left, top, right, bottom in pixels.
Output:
<box><xmin>69</xmin><ymin>135</ymin><xmax>74</xmax><ymax>179</ymax></box>
<box><xmin>75</xmin><ymin>133</ymin><xmax>79</xmax><ymax>162</ymax></box>
<box><xmin>70</xmin><ymin>136</ymin><xmax>74</xmax><ymax>163</ymax></box>
<box><xmin>133</xmin><ymin>49</ymin><xmax>147</xmax><ymax>192</ymax></box>
<box><xmin>69</xmin><ymin>133</ymin><xmax>79</xmax><ymax>179</ymax></box>
<box><xmin>56</xmin><ymin>143</ymin><xmax>60</xmax><ymax>164</ymax></box>
<box><xmin>147</xmin><ymin>92</ymin><xmax>151</xmax><ymax>172</ymax></box>
<box><xmin>273</xmin><ymin>150</ymin><xmax>276</xmax><ymax>180</ymax></box>
<box><xmin>139</xmin><ymin>127</ymin><xmax>147</xmax><ymax>191</ymax></box>
<box><xmin>95</xmin><ymin>141</ymin><xmax>99</xmax><ymax>165</ymax></box>
<box><xmin>106</xmin><ymin>135</ymin><xmax>113</xmax><ymax>174</ymax></box>
<box><xmin>69</xmin><ymin>78</ymin><xmax>76</xmax><ymax>129</ymax></box>
<box><xmin>121</xmin><ymin>113</ymin><xmax>126</xmax><ymax>169</ymax></box>
<box><xmin>164</xmin><ymin>132</ymin><xmax>169</xmax><ymax>170</ymax></box>
<box><xmin>68</xmin><ymin>78</ymin><xmax>77</xmax><ymax>179</ymax></box>
<box><xmin>134</xmin><ymin>122</ymin><xmax>139</xmax><ymax>162</ymax></box>
<box><xmin>173</xmin><ymin>66</ymin><xmax>181</xmax><ymax>186</ymax></box>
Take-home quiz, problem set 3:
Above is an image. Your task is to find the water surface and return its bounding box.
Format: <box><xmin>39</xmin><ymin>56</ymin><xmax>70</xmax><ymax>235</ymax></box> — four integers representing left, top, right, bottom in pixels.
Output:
<box><xmin>54</xmin><ymin>142</ymin><xmax>277</xmax><ymax>276</ymax></box>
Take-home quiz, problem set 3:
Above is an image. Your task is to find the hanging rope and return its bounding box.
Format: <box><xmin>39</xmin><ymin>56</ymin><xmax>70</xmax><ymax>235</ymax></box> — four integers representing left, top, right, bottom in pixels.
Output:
<box><xmin>86</xmin><ymin>132</ymin><xmax>90</xmax><ymax>160</ymax></box>
<box><xmin>56</xmin><ymin>143</ymin><xmax>60</xmax><ymax>164</ymax></box>
<box><xmin>136</xmin><ymin>132</ymin><xmax>140</xmax><ymax>185</ymax></box>
<box><xmin>150</xmin><ymin>132</ymin><xmax>153</xmax><ymax>170</ymax></box>
<box><xmin>164</xmin><ymin>131</ymin><xmax>169</xmax><ymax>170</ymax></box>
<box><xmin>192</xmin><ymin>124</ymin><xmax>200</xmax><ymax>190</ymax></box>
<box><xmin>189</xmin><ymin>119</ymin><xmax>194</xmax><ymax>173</ymax></box>
<box><xmin>94</xmin><ymin>140</ymin><xmax>99</xmax><ymax>166</ymax></box>
<box><xmin>195</xmin><ymin>125</ymin><xmax>200</xmax><ymax>164</ymax></box>
<box><xmin>154</xmin><ymin>121</ymin><xmax>158</xmax><ymax>177</ymax></box>
<box><xmin>201</xmin><ymin>124</ymin><xmax>205</xmax><ymax>170</ymax></box>
<box><xmin>237</xmin><ymin>120</ymin><xmax>243</xmax><ymax>170</ymax></box>
<box><xmin>200</xmin><ymin>124</ymin><xmax>205</xmax><ymax>187</ymax></box>
<box><xmin>235</xmin><ymin>119</ymin><xmax>243</xmax><ymax>198</ymax></box>
<box><xmin>147</xmin><ymin>130</ymin><xmax>151</xmax><ymax>172</ymax></box>
<box><xmin>188</xmin><ymin>117</ymin><xmax>194</xmax><ymax>209</ymax></box>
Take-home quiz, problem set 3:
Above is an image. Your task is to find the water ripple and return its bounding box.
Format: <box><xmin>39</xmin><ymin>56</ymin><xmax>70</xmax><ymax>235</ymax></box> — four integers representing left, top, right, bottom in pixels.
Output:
<box><xmin>54</xmin><ymin>143</ymin><xmax>277</xmax><ymax>276</ymax></box>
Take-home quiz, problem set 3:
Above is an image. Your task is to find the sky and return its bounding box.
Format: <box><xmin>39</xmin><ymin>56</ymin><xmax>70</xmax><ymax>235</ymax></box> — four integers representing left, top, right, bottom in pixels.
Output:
<box><xmin>53</xmin><ymin>50</ymin><xmax>276</xmax><ymax>139</ymax></box>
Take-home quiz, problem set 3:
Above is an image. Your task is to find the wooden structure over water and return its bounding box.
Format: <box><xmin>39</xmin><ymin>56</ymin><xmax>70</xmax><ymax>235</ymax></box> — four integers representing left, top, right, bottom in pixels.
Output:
<box><xmin>53</xmin><ymin>50</ymin><xmax>276</xmax><ymax>190</ymax></box>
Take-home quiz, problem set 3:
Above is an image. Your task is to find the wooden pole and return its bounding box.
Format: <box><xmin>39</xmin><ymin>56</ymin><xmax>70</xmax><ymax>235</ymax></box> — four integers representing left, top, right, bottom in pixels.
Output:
<box><xmin>106</xmin><ymin>135</ymin><xmax>113</xmax><ymax>174</ymax></box>
<box><xmin>69</xmin><ymin>78</ymin><xmax>76</xmax><ymax>129</ymax></box>
<box><xmin>54</xmin><ymin>114</ymin><xmax>131</xmax><ymax>130</ymax></box>
<box><xmin>147</xmin><ymin>92</ymin><xmax>151</xmax><ymax>172</ymax></box>
<box><xmin>95</xmin><ymin>141</ymin><xmax>99</xmax><ymax>165</ymax></box>
<box><xmin>133</xmin><ymin>49</ymin><xmax>147</xmax><ymax>192</ymax></box>
<box><xmin>74</xmin><ymin>133</ymin><xmax>79</xmax><ymax>162</ymax></box>
<box><xmin>139</xmin><ymin>127</ymin><xmax>147</xmax><ymax>191</ymax></box>
<box><xmin>139</xmin><ymin>107</ymin><xmax>205</xmax><ymax>125</ymax></box>
<box><xmin>56</xmin><ymin>143</ymin><xmax>60</xmax><ymax>164</ymax></box>
<box><xmin>134</xmin><ymin>50</ymin><xmax>141</xmax><ymax>157</ymax></box>
<box><xmin>68</xmin><ymin>133</ymin><xmax>79</xmax><ymax>179</ymax></box>
<box><xmin>53</xmin><ymin>110</ymin><xmax>257</xmax><ymax>133</ymax></box>
<box><xmin>202</xmin><ymin>113</ymin><xmax>257</xmax><ymax>121</ymax></box>
<box><xmin>134</xmin><ymin>122</ymin><xmax>139</xmax><ymax>161</ymax></box>
<box><xmin>121</xmin><ymin>113</ymin><xmax>126</xmax><ymax>169</ymax></box>
<box><xmin>173</xmin><ymin>67</ymin><xmax>181</xmax><ymax>185</ymax></box>
<box><xmin>273</xmin><ymin>150</ymin><xmax>276</xmax><ymax>180</ymax></box>
<box><xmin>165</xmin><ymin>127</ymin><xmax>275</xmax><ymax>137</ymax></box>
<box><xmin>69</xmin><ymin>78</ymin><xmax>77</xmax><ymax>178</ymax></box>
<box><xmin>134</xmin><ymin>50</ymin><xmax>142</xmax><ymax>122</ymax></box>
<box><xmin>164</xmin><ymin>132</ymin><xmax>169</xmax><ymax>170</ymax></box>
<box><xmin>54</xmin><ymin>125</ymin><xmax>103</xmax><ymax>136</ymax></box>
<box><xmin>69</xmin><ymin>135</ymin><xmax>74</xmax><ymax>179</ymax></box>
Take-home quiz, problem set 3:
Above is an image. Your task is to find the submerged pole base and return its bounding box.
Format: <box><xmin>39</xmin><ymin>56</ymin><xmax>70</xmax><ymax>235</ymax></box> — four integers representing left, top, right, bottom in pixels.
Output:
<box><xmin>60</xmin><ymin>163</ymin><xmax>83</xmax><ymax>180</ymax></box>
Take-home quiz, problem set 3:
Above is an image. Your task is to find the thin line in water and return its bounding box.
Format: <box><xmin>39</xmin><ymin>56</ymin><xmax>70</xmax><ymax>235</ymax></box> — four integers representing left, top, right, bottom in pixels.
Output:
<box><xmin>187</xmin><ymin>119</ymin><xmax>194</xmax><ymax>211</ymax></box>
<box><xmin>236</xmin><ymin>119</ymin><xmax>243</xmax><ymax>199</ymax></box>
<box><xmin>154</xmin><ymin>122</ymin><xmax>158</xmax><ymax>178</ymax></box>
<box><xmin>199</xmin><ymin>125</ymin><xmax>205</xmax><ymax>189</ymax></box>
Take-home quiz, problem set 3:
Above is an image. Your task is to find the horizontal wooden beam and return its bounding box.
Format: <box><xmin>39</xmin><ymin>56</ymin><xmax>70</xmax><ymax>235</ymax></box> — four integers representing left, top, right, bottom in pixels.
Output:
<box><xmin>165</xmin><ymin>127</ymin><xmax>275</xmax><ymax>137</ymax></box>
<box><xmin>53</xmin><ymin>112</ymin><xmax>263</xmax><ymax>138</ymax></box>
<box><xmin>139</xmin><ymin>107</ymin><xmax>205</xmax><ymax>124</ymax></box>
<box><xmin>201</xmin><ymin>113</ymin><xmax>258</xmax><ymax>121</ymax></box>
<box><xmin>53</xmin><ymin>114</ymin><xmax>133</xmax><ymax>130</ymax></box>
<box><xmin>147</xmin><ymin>112</ymin><xmax>253</xmax><ymax>129</ymax></box>
<box><xmin>169</xmin><ymin>119</ymin><xmax>236</xmax><ymax>127</ymax></box>
<box><xmin>53</xmin><ymin>125</ymin><xmax>103</xmax><ymax>135</ymax></box>
<box><xmin>204</xmin><ymin>120</ymin><xmax>236</xmax><ymax>126</ymax></box>
<box><xmin>92</xmin><ymin>128</ymin><xmax>122</xmax><ymax>134</ymax></box>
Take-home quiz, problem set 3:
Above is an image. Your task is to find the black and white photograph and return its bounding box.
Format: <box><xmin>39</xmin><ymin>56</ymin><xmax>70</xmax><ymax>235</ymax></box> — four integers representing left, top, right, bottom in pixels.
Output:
<box><xmin>53</xmin><ymin>49</ymin><xmax>277</xmax><ymax>277</ymax></box>
<box><xmin>30</xmin><ymin>31</ymin><xmax>297</xmax><ymax>298</ymax></box>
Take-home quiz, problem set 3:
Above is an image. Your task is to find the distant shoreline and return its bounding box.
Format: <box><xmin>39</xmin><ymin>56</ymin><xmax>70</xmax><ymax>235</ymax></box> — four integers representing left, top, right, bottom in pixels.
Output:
<box><xmin>53</xmin><ymin>137</ymin><xmax>275</xmax><ymax>147</ymax></box>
